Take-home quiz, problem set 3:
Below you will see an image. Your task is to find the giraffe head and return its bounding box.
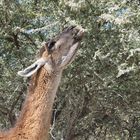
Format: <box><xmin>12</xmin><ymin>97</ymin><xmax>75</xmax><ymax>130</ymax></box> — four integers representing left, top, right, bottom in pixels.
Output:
<box><xmin>18</xmin><ymin>26</ymin><xmax>84</xmax><ymax>77</ymax></box>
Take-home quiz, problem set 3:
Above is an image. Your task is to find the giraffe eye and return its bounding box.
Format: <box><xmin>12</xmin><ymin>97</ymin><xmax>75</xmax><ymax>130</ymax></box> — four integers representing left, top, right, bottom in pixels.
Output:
<box><xmin>48</xmin><ymin>40</ymin><xmax>56</xmax><ymax>51</ymax></box>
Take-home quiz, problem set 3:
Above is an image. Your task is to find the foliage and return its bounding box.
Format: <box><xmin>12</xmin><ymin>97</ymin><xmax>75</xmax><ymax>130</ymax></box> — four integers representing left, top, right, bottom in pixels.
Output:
<box><xmin>0</xmin><ymin>0</ymin><xmax>140</xmax><ymax>139</ymax></box>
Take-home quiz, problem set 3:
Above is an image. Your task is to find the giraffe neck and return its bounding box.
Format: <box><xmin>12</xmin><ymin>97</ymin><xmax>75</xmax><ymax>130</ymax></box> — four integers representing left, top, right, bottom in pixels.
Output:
<box><xmin>8</xmin><ymin>68</ymin><xmax>62</xmax><ymax>140</ymax></box>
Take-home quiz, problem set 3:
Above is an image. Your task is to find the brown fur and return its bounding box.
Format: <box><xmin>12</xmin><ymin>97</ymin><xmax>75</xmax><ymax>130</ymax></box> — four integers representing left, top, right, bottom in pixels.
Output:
<box><xmin>0</xmin><ymin>68</ymin><xmax>62</xmax><ymax>140</ymax></box>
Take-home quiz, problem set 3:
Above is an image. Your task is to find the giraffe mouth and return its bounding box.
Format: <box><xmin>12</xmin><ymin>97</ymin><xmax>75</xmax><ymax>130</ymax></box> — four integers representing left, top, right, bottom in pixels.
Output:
<box><xmin>73</xmin><ymin>27</ymin><xmax>85</xmax><ymax>43</ymax></box>
<box><xmin>60</xmin><ymin>27</ymin><xmax>85</xmax><ymax>67</ymax></box>
<box><xmin>70</xmin><ymin>27</ymin><xmax>84</xmax><ymax>54</ymax></box>
<box><xmin>65</xmin><ymin>26</ymin><xmax>85</xmax><ymax>44</ymax></box>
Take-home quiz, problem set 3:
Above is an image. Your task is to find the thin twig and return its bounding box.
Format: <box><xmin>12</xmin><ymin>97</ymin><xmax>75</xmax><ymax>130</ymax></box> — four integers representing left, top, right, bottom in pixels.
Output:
<box><xmin>49</xmin><ymin>109</ymin><xmax>57</xmax><ymax>140</ymax></box>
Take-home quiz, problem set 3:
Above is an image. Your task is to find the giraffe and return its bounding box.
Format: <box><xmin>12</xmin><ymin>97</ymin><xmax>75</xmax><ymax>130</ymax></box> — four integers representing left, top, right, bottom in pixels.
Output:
<box><xmin>0</xmin><ymin>26</ymin><xmax>84</xmax><ymax>140</ymax></box>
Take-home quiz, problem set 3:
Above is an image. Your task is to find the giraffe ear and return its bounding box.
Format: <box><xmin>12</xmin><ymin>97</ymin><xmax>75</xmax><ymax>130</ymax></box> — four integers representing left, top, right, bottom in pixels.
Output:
<box><xmin>18</xmin><ymin>58</ymin><xmax>47</xmax><ymax>77</ymax></box>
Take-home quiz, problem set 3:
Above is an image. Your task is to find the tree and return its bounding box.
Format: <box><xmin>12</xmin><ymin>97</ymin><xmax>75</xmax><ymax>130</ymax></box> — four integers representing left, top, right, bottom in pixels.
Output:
<box><xmin>0</xmin><ymin>0</ymin><xmax>140</xmax><ymax>139</ymax></box>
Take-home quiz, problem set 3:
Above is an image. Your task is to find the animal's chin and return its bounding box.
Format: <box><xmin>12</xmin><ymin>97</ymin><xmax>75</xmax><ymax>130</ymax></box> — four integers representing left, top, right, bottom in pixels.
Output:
<box><xmin>66</xmin><ymin>49</ymin><xmax>78</xmax><ymax>65</ymax></box>
<box><xmin>61</xmin><ymin>42</ymin><xmax>80</xmax><ymax>67</ymax></box>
